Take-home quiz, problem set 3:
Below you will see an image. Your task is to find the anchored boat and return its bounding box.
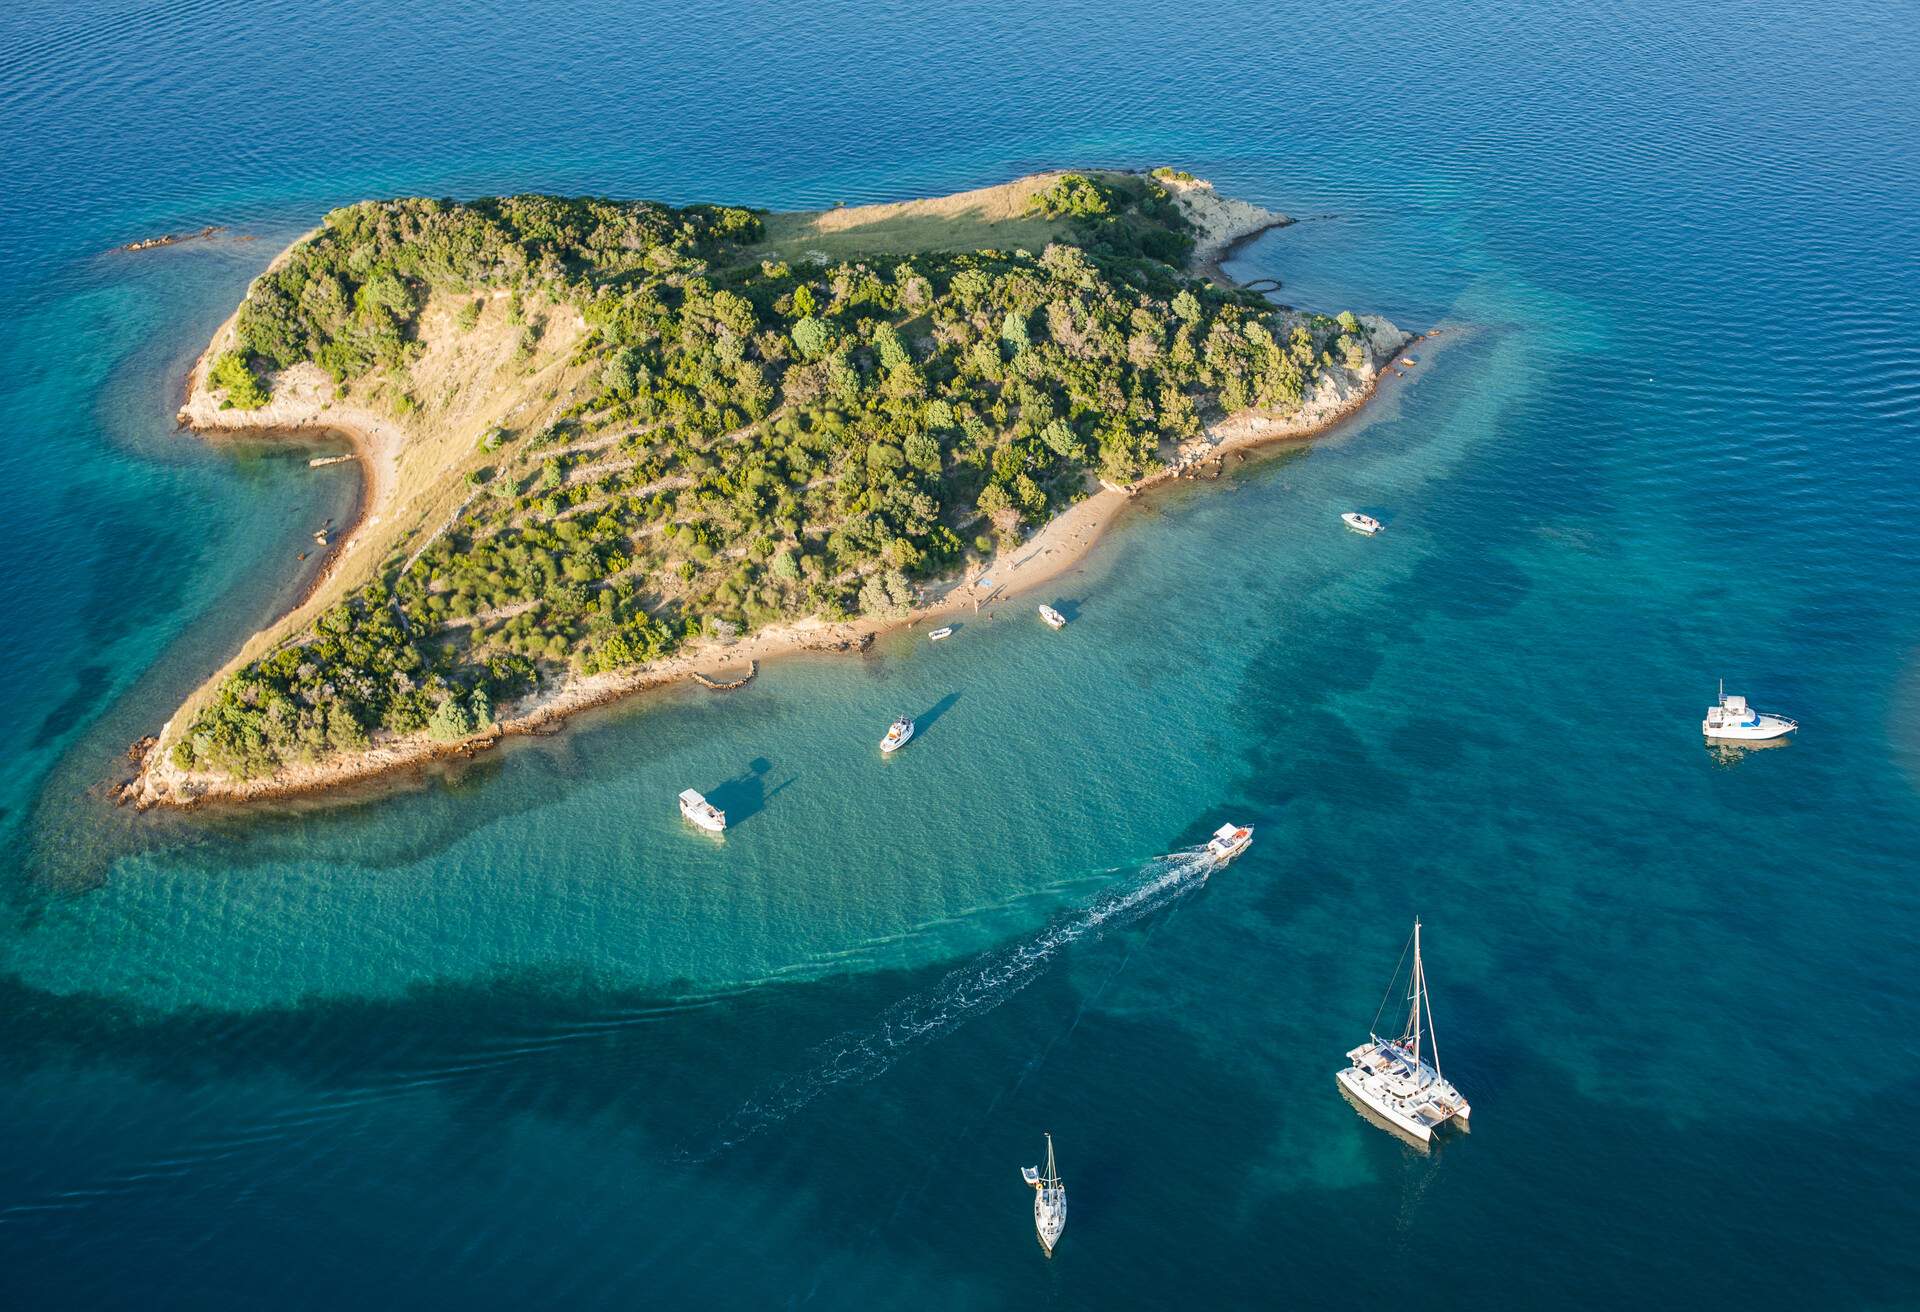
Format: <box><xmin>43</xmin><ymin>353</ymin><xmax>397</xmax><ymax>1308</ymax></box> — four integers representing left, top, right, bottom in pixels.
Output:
<box><xmin>1336</xmin><ymin>919</ymin><xmax>1472</xmax><ymax>1144</ymax></box>
<box><xmin>1038</xmin><ymin>605</ymin><xmax>1068</xmax><ymax>629</ymax></box>
<box><xmin>928</xmin><ymin>626</ymin><xmax>954</xmax><ymax>641</ymax></box>
<box><xmin>1703</xmin><ymin>680</ymin><xmax>1796</xmax><ymax>742</ymax></box>
<box><xmin>1205</xmin><ymin>822</ymin><xmax>1253</xmax><ymax>864</ymax></box>
<box><xmin>880</xmin><ymin>716</ymin><xmax>915</xmax><ymax>753</ymax></box>
<box><xmin>1341</xmin><ymin>512</ymin><xmax>1383</xmax><ymax>535</ymax></box>
<box><xmin>1020</xmin><ymin>1133</ymin><xmax>1067</xmax><ymax>1256</ymax></box>
<box><xmin>677</xmin><ymin>788</ymin><xmax>727</xmax><ymax>833</ymax></box>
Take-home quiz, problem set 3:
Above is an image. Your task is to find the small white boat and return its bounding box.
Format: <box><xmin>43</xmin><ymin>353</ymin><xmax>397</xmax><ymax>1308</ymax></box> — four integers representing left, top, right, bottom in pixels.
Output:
<box><xmin>1021</xmin><ymin>1133</ymin><xmax>1067</xmax><ymax>1256</ymax></box>
<box><xmin>928</xmin><ymin>626</ymin><xmax>954</xmax><ymax>642</ymax></box>
<box><xmin>1703</xmin><ymin>680</ymin><xmax>1796</xmax><ymax>742</ymax></box>
<box><xmin>1341</xmin><ymin>512</ymin><xmax>1383</xmax><ymax>535</ymax></box>
<box><xmin>677</xmin><ymin>788</ymin><xmax>726</xmax><ymax>833</ymax></box>
<box><xmin>1205</xmin><ymin>822</ymin><xmax>1253</xmax><ymax>864</ymax></box>
<box><xmin>1336</xmin><ymin>920</ymin><xmax>1471</xmax><ymax>1144</ymax></box>
<box><xmin>880</xmin><ymin>716</ymin><xmax>915</xmax><ymax>753</ymax></box>
<box><xmin>1038</xmin><ymin>605</ymin><xmax>1067</xmax><ymax>629</ymax></box>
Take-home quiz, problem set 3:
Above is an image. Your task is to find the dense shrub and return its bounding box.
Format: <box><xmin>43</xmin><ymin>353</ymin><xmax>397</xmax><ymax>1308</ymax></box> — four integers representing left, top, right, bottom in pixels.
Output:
<box><xmin>1029</xmin><ymin>174</ymin><xmax>1116</xmax><ymax>219</ymax></box>
<box><xmin>209</xmin><ymin>351</ymin><xmax>268</xmax><ymax>408</ymax></box>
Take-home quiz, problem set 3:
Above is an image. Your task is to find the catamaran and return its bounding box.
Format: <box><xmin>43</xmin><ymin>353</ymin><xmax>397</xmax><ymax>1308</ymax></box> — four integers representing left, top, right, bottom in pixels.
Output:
<box><xmin>1020</xmin><ymin>1133</ymin><xmax>1067</xmax><ymax>1256</ymax></box>
<box><xmin>1703</xmin><ymin>680</ymin><xmax>1796</xmax><ymax>742</ymax></box>
<box><xmin>1038</xmin><ymin>605</ymin><xmax>1068</xmax><ymax>629</ymax></box>
<box><xmin>1205</xmin><ymin>822</ymin><xmax>1253</xmax><ymax>863</ymax></box>
<box><xmin>1336</xmin><ymin>919</ymin><xmax>1472</xmax><ymax>1144</ymax></box>
<box><xmin>677</xmin><ymin>788</ymin><xmax>726</xmax><ymax>833</ymax></box>
<box><xmin>880</xmin><ymin>716</ymin><xmax>915</xmax><ymax>753</ymax></box>
<box><xmin>1341</xmin><ymin>512</ymin><xmax>1383</xmax><ymax>535</ymax></box>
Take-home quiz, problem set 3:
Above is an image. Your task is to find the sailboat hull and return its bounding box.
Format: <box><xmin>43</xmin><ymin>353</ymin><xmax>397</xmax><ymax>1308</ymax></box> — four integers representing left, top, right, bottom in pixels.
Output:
<box><xmin>1034</xmin><ymin>1186</ymin><xmax>1066</xmax><ymax>1255</ymax></box>
<box><xmin>1336</xmin><ymin>1067</ymin><xmax>1435</xmax><ymax>1142</ymax></box>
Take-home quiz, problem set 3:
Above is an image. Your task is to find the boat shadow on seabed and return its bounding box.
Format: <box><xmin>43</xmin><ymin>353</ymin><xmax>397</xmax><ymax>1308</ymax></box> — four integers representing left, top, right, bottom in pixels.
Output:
<box><xmin>1706</xmin><ymin>737</ymin><xmax>1792</xmax><ymax>769</ymax></box>
<box><xmin>705</xmin><ymin>758</ymin><xmax>797</xmax><ymax>828</ymax></box>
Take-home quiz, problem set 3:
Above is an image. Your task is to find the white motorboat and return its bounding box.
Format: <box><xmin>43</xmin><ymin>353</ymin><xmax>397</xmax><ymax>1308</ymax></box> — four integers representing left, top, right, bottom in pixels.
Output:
<box><xmin>1038</xmin><ymin>605</ymin><xmax>1068</xmax><ymax>629</ymax></box>
<box><xmin>880</xmin><ymin>716</ymin><xmax>915</xmax><ymax>753</ymax></box>
<box><xmin>677</xmin><ymin>788</ymin><xmax>727</xmax><ymax>833</ymax></box>
<box><xmin>928</xmin><ymin>626</ymin><xmax>954</xmax><ymax>641</ymax></box>
<box><xmin>1336</xmin><ymin>919</ymin><xmax>1472</xmax><ymax>1144</ymax></box>
<box><xmin>1021</xmin><ymin>1133</ymin><xmax>1067</xmax><ymax>1256</ymax></box>
<box><xmin>1205</xmin><ymin>822</ymin><xmax>1253</xmax><ymax>864</ymax></box>
<box><xmin>1703</xmin><ymin>680</ymin><xmax>1796</xmax><ymax>742</ymax></box>
<box><xmin>1341</xmin><ymin>512</ymin><xmax>1383</xmax><ymax>535</ymax></box>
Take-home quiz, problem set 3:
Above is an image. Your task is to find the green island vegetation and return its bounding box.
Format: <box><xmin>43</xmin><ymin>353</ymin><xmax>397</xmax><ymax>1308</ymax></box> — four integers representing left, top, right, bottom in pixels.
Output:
<box><xmin>174</xmin><ymin>172</ymin><xmax>1378</xmax><ymax>779</ymax></box>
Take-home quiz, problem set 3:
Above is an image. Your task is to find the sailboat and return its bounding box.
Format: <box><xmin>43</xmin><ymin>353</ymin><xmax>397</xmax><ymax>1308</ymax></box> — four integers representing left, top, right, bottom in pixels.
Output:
<box><xmin>1335</xmin><ymin>920</ymin><xmax>1472</xmax><ymax>1144</ymax></box>
<box><xmin>1020</xmin><ymin>1133</ymin><xmax>1067</xmax><ymax>1255</ymax></box>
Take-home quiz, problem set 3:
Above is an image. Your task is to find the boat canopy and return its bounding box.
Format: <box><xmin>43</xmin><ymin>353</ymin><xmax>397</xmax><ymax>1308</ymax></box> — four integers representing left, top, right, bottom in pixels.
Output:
<box><xmin>1724</xmin><ymin>695</ymin><xmax>1748</xmax><ymax>714</ymax></box>
<box><xmin>679</xmin><ymin>788</ymin><xmax>705</xmax><ymax>805</ymax></box>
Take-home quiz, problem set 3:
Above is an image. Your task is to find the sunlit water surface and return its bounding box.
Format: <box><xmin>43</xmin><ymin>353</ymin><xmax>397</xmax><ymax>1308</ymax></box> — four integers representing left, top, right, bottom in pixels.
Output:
<box><xmin>3</xmin><ymin>0</ymin><xmax>1919</xmax><ymax>1305</ymax></box>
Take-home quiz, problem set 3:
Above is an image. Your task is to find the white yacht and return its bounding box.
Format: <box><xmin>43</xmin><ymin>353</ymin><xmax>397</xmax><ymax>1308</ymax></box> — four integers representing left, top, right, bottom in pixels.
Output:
<box><xmin>1703</xmin><ymin>680</ymin><xmax>1796</xmax><ymax>742</ymax></box>
<box><xmin>1021</xmin><ymin>1133</ymin><xmax>1067</xmax><ymax>1256</ymax></box>
<box><xmin>1205</xmin><ymin>822</ymin><xmax>1254</xmax><ymax>864</ymax></box>
<box><xmin>1341</xmin><ymin>512</ymin><xmax>1383</xmax><ymax>535</ymax></box>
<box><xmin>928</xmin><ymin>626</ymin><xmax>954</xmax><ymax>641</ymax></box>
<box><xmin>880</xmin><ymin>716</ymin><xmax>915</xmax><ymax>753</ymax></box>
<box><xmin>1038</xmin><ymin>605</ymin><xmax>1068</xmax><ymax>629</ymax></box>
<box><xmin>677</xmin><ymin>788</ymin><xmax>727</xmax><ymax>833</ymax></box>
<box><xmin>1336</xmin><ymin>920</ymin><xmax>1472</xmax><ymax>1144</ymax></box>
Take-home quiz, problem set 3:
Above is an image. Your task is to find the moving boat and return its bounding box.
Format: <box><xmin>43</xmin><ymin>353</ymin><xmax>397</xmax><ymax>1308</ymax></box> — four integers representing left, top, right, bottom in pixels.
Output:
<box><xmin>1205</xmin><ymin>822</ymin><xmax>1253</xmax><ymax>863</ymax></box>
<box><xmin>1336</xmin><ymin>919</ymin><xmax>1472</xmax><ymax>1144</ymax></box>
<box><xmin>1341</xmin><ymin>512</ymin><xmax>1383</xmax><ymax>535</ymax></box>
<box><xmin>1703</xmin><ymin>680</ymin><xmax>1796</xmax><ymax>742</ymax></box>
<box><xmin>928</xmin><ymin>626</ymin><xmax>954</xmax><ymax>641</ymax></box>
<box><xmin>880</xmin><ymin>716</ymin><xmax>915</xmax><ymax>753</ymax></box>
<box><xmin>677</xmin><ymin>788</ymin><xmax>727</xmax><ymax>833</ymax></box>
<box><xmin>1020</xmin><ymin>1133</ymin><xmax>1067</xmax><ymax>1256</ymax></box>
<box><xmin>1038</xmin><ymin>605</ymin><xmax>1068</xmax><ymax>629</ymax></box>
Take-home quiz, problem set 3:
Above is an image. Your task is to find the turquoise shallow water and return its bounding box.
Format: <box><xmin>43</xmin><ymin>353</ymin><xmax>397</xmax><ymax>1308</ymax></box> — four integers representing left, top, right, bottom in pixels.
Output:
<box><xmin>5</xmin><ymin>0</ymin><xmax>1920</xmax><ymax>1305</ymax></box>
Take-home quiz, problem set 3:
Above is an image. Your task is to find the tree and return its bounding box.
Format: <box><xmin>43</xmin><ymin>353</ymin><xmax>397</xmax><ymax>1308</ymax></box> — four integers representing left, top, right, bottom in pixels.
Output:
<box><xmin>1000</xmin><ymin>309</ymin><xmax>1031</xmax><ymax>355</ymax></box>
<box><xmin>1029</xmin><ymin>173</ymin><xmax>1115</xmax><ymax>219</ymax></box>
<box><xmin>904</xmin><ymin>430</ymin><xmax>941</xmax><ymax>474</ymax></box>
<box><xmin>873</xmin><ymin>323</ymin><xmax>911</xmax><ymax>371</ymax></box>
<box><xmin>791</xmin><ymin>315</ymin><xmax>837</xmax><ymax>360</ymax></box>
<box><xmin>1040</xmin><ymin>419</ymin><xmax>1084</xmax><ymax>462</ymax></box>
<box><xmin>209</xmin><ymin>351</ymin><xmax>269</xmax><ymax>408</ymax></box>
<box><xmin>427</xmin><ymin>693</ymin><xmax>476</xmax><ymax>741</ymax></box>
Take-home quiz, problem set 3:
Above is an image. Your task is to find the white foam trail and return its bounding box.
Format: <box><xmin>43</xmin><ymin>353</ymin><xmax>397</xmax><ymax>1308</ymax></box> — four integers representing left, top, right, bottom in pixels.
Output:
<box><xmin>698</xmin><ymin>846</ymin><xmax>1219</xmax><ymax>1156</ymax></box>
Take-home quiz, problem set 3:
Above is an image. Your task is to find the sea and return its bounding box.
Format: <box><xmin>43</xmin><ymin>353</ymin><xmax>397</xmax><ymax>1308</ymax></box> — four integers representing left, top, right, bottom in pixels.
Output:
<box><xmin>3</xmin><ymin>0</ymin><xmax>1918</xmax><ymax>1306</ymax></box>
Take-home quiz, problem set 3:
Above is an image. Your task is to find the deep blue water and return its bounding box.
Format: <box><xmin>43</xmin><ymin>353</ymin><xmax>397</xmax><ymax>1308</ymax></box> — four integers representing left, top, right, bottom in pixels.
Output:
<box><xmin>5</xmin><ymin>0</ymin><xmax>1920</xmax><ymax>1306</ymax></box>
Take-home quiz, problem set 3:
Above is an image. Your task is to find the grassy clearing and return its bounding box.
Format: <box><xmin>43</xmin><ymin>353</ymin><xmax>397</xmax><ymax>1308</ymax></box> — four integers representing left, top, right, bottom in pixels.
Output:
<box><xmin>753</xmin><ymin>173</ymin><xmax>1097</xmax><ymax>264</ymax></box>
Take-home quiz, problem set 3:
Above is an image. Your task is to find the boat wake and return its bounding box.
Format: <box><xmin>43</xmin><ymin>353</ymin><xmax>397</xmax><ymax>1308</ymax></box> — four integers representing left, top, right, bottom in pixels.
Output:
<box><xmin>693</xmin><ymin>845</ymin><xmax>1219</xmax><ymax>1158</ymax></box>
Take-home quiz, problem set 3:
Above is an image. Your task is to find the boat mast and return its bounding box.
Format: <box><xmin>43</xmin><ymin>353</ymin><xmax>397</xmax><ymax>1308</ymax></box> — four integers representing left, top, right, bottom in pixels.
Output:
<box><xmin>1043</xmin><ymin>1132</ymin><xmax>1058</xmax><ymax>1186</ymax></box>
<box><xmin>1406</xmin><ymin>919</ymin><xmax>1424</xmax><ymax>1069</ymax></box>
<box><xmin>1420</xmin><ymin>926</ymin><xmax>1443</xmax><ymax>1085</ymax></box>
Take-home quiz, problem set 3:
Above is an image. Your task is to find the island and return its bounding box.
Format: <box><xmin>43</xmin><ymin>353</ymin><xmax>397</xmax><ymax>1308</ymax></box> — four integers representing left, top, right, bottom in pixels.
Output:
<box><xmin>126</xmin><ymin>169</ymin><xmax>1412</xmax><ymax>807</ymax></box>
